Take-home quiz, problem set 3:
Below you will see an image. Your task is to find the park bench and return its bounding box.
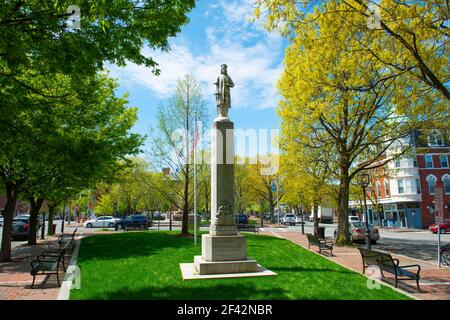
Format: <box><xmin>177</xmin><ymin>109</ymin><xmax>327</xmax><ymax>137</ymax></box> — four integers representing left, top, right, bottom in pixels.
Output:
<box><xmin>306</xmin><ymin>233</ymin><xmax>333</xmax><ymax>255</ymax></box>
<box><xmin>30</xmin><ymin>249</ymin><xmax>65</xmax><ymax>288</ymax></box>
<box><xmin>42</xmin><ymin>240</ymin><xmax>73</xmax><ymax>272</ymax></box>
<box><xmin>59</xmin><ymin>227</ymin><xmax>78</xmax><ymax>250</ymax></box>
<box><xmin>358</xmin><ymin>247</ymin><xmax>421</xmax><ymax>292</ymax></box>
<box><xmin>237</xmin><ymin>224</ymin><xmax>259</xmax><ymax>234</ymax></box>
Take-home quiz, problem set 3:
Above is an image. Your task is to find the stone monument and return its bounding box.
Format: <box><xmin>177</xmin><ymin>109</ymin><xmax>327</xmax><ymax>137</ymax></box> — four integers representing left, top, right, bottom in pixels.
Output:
<box><xmin>180</xmin><ymin>65</ymin><xmax>276</xmax><ymax>279</ymax></box>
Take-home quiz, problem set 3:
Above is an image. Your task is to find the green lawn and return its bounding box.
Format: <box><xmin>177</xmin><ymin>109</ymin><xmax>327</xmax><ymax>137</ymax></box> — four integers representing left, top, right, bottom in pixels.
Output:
<box><xmin>70</xmin><ymin>231</ymin><xmax>409</xmax><ymax>300</ymax></box>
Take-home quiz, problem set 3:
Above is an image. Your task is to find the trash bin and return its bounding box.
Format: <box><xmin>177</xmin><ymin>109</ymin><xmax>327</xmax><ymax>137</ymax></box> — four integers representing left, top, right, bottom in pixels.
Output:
<box><xmin>52</xmin><ymin>224</ymin><xmax>57</xmax><ymax>234</ymax></box>
<box><xmin>317</xmin><ymin>227</ymin><xmax>325</xmax><ymax>239</ymax></box>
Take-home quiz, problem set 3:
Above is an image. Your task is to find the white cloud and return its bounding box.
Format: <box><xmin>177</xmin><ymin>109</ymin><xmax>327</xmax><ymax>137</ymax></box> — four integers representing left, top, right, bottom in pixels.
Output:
<box><xmin>108</xmin><ymin>0</ymin><xmax>284</xmax><ymax>110</ymax></box>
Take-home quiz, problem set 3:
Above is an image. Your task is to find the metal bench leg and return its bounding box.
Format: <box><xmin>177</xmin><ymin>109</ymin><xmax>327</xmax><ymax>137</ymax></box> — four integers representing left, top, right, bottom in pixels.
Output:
<box><xmin>416</xmin><ymin>278</ymin><xmax>421</xmax><ymax>293</ymax></box>
<box><xmin>56</xmin><ymin>271</ymin><xmax>61</xmax><ymax>286</ymax></box>
<box><xmin>31</xmin><ymin>275</ymin><xmax>36</xmax><ymax>289</ymax></box>
<box><xmin>394</xmin><ymin>275</ymin><xmax>398</xmax><ymax>288</ymax></box>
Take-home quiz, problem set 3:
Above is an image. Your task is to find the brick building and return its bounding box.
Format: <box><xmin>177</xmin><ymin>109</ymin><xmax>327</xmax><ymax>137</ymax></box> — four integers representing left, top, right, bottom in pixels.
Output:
<box><xmin>350</xmin><ymin>129</ymin><xmax>449</xmax><ymax>229</ymax></box>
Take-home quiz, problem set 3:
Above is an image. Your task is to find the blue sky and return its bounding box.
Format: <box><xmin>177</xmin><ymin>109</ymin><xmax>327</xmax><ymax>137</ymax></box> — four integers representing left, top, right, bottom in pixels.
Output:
<box><xmin>108</xmin><ymin>0</ymin><xmax>287</xmax><ymax>155</ymax></box>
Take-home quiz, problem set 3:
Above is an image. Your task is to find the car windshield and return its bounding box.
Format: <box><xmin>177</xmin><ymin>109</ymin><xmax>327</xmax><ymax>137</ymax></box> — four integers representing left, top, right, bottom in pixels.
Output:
<box><xmin>352</xmin><ymin>222</ymin><xmax>374</xmax><ymax>228</ymax></box>
<box><xmin>13</xmin><ymin>218</ymin><xmax>28</xmax><ymax>223</ymax></box>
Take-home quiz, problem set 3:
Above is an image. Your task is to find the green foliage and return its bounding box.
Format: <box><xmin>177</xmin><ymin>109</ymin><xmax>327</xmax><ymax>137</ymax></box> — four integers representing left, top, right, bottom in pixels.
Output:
<box><xmin>95</xmin><ymin>194</ymin><xmax>114</xmax><ymax>216</ymax></box>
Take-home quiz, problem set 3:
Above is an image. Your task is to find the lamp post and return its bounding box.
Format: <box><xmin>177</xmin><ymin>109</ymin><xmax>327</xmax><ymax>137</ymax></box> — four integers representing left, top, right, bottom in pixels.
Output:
<box><xmin>358</xmin><ymin>172</ymin><xmax>371</xmax><ymax>250</ymax></box>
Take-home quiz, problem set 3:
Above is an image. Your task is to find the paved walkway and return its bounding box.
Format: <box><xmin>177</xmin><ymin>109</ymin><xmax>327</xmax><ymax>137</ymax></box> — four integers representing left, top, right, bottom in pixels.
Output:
<box><xmin>260</xmin><ymin>230</ymin><xmax>450</xmax><ymax>300</ymax></box>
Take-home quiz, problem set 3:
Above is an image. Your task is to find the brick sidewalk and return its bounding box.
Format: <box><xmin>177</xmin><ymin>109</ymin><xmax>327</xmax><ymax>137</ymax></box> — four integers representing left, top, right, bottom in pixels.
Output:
<box><xmin>0</xmin><ymin>235</ymin><xmax>70</xmax><ymax>300</ymax></box>
<box><xmin>260</xmin><ymin>230</ymin><xmax>450</xmax><ymax>300</ymax></box>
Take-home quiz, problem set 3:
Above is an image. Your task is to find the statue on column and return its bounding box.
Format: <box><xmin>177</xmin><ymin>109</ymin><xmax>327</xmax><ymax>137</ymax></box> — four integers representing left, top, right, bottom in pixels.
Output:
<box><xmin>214</xmin><ymin>64</ymin><xmax>234</xmax><ymax>118</ymax></box>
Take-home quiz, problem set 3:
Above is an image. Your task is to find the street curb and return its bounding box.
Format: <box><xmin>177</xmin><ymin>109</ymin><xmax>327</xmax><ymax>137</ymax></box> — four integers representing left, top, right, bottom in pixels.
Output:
<box><xmin>57</xmin><ymin>237</ymin><xmax>81</xmax><ymax>300</ymax></box>
<box><xmin>263</xmin><ymin>231</ymin><xmax>419</xmax><ymax>300</ymax></box>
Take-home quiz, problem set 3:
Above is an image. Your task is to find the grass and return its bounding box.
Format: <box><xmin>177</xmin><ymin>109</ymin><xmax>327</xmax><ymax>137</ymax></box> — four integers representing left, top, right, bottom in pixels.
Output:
<box><xmin>70</xmin><ymin>231</ymin><xmax>410</xmax><ymax>300</ymax></box>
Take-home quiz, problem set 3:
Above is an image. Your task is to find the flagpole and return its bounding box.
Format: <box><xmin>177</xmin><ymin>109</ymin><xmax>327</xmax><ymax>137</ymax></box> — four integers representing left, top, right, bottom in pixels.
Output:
<box><xmin>193</xmin><ymin>111</ymin><xmax>197</xmax><ymax>246</ymax></box>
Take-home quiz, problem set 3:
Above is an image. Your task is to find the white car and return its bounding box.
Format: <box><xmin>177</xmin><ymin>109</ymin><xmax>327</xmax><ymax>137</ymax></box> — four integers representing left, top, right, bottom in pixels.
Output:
<box><xmin>349</xmin><ymin>216</ymin><xmax>360</xmax><ymax>223</ymax></box>
<box><xmin>283</xmin><ymin>214</ymin><xmax>296</xmax><ymax>226</ymax></box>
<box><xmin>295</xmin><ymin>215</ymin><xmax>306</xmax><ymax>224</ymax></box>
<box><xmin>0</xmin><ymin>217</ymin><xmax>3</xmax><ymax>226</ymax></box>
<box><xmin>84</xmin><ymin>216</ymin><xmax>118</xmax><ymax>228</ymax></box>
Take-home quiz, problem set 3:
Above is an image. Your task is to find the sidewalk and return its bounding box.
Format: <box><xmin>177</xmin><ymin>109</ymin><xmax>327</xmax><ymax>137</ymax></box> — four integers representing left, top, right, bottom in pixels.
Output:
<box><xmin>260</xmin><ymin>230</ymin><xmax>450</xmax><ymax>300</ymax></box>
<box><xmin>0</xmin><ymin>235</ymin><xmax>70</xmax><ymax>300</ymax></box>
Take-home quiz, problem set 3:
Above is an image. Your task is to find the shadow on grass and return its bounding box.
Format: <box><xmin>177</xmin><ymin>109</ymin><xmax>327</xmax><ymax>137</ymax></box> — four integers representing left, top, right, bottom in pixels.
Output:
<box><xmin>269</xmin><ymin>266</ymin><xmax>353</xmax><ymax>274</ymax></box>
<box><xmin>81</xmin><ymin>283</ymin><xmax>291</xmax><ymax>300</ymax></box>
<box><xmin>77</xmin><ymin>231</ymin><xmax>200</xmax><ymax>262</ymax></box>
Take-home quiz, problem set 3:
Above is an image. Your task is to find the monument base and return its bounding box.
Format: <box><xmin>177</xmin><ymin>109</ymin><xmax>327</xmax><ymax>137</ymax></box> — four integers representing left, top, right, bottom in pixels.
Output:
<box><xmin>179</xmin><ymin>263</ymin><xmax>277</xmax><ymax>280</ymax></box>
<box><xmin>193</xmin><ymin>255</ymin><xmax>257</xmax><ymax>275</ymax></box>
<box><xmin>202</xmin><ymin>234</ymin><xmax>247</xmax><ymax>261</ymax></box>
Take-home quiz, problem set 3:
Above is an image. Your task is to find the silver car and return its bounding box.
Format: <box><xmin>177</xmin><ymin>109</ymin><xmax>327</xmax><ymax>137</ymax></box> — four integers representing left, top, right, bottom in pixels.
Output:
<box><xmin>283</xmin><ymin>214</ymin><xmax>296</xmax><ymax>226</ymax></box>
<box><xmin>334</xmin><ymin>222</ymin><xmax>380</xmax><ymax>244</ymax></box>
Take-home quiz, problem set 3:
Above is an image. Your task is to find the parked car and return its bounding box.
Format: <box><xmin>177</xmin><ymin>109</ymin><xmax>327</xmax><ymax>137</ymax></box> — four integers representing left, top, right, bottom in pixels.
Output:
<box><xmin>334</xmin><ymin>222</ymin><xmax>380</xmax><ymax>244</ymax></box>
<box><xmin>116</xmin><ymin>215</ymin><xmax>151</xmax><ymax>230</ymax></box>
<box><xmin>0</xmin><ymin>216</ymin><xmax>3</xmax><ymax>226</ymax></box>
<box><xmin>236</xmin><ymin>214</ymin><xmax>248</xmax><ymax>225</ymax></box>
<box><xmin>441</xmin><ymin>243</ymin><xmax>450</xmax><ymax>267</ymax></box>
<box><xmin>349</xmin><ymin>216</ymin><xmax>360</xmax><ymax>224</ymax></box>
<box><xmin>283</xmin><ymin>214</ymin><xmax>296</xmax><ymax>226</ymax></box>
<box><xmin>152</xmin><ymin>211</ymin><xmax>164</xmax><ymax>220</ymax></box>
<box><xmin>11</xmin><ymin>217</ymin><xmax>40</xmax><ymax>240</ymax></box>
<box><xmin>295</xmin><ymin>215</ymin><xmax>306</xmax><ymax>224</ymax></box>
<box><xmin>84</xmin><ymin>216</ymin><xmax>118</xmax><ymax>228</ymax></box>
<box><xmin>14</xmin><ymin>214</ymin><xmax>43</xmax><ymax>227</ymax></box>
<box><xmin>429</xmin><ymin>220</ymin><xmax>450</xmax><ymax>234</ymax></box>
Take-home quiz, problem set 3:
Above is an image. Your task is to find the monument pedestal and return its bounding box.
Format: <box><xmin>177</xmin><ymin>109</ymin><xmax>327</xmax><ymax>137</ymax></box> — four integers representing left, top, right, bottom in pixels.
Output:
<box><xmin>193</xmin><ymin>234</ymin><xmax>257</xmax><ymax>275</ymax></box>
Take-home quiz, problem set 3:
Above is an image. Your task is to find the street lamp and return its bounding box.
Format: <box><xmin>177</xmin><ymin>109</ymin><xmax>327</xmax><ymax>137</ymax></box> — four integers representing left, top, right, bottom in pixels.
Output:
<box><xmin>357</xmin><ymin>172</ymin><xmax>371</xmax><ymax>250</ymax></box>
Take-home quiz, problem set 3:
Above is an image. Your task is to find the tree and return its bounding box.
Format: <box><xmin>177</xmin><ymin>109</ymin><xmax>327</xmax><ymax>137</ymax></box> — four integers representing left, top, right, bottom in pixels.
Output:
<box><xmin>254</xmin><ymin>0</ymin><xmax>449</xmax><ymax>104</ymax></box>
<box><xmin>260</xmin><ymin>1</ymin><xmax>430</xmax><ymax>245</ymax></box>
<box><xmin>0</xmin><ymin>1</ymin><xmax>195</xmax><ymax>89</ymax></box>
<box><xmin>95</xmin><ymin>194</ymin><xmax>114</xmax><ymax>216</ymax></box>
<box><xmin>280</xmin><ymin>145</ymin><xmax>335</xmax><ymax>235</ymax></box>
<box><xmin>148</xmin><ymin>74</ymin><xmax>208</xmax><ymax>236</ymax></box>
<box><xmin>247</xmin><ymin>154</ymin><xmax>284</xmax><ymax>223</ymax></box>
<box><xmin>0</xmin><ymin>73</ymin><xmax>143</xmax><ymax>260</ymax></box>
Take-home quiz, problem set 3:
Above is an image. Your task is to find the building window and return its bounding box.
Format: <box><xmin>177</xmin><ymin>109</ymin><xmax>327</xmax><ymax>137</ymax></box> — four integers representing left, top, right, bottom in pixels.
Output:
<box><xmin>425</xmin><ymin>154</ymin><xmax>433</xmax><ymax>168</ymax></box>
<box><xmin>384</xmin><ymin>179</ymin><xmax>390</xmax><ymax>197</ymax></box>
<box><xmin>413</xmin><ymin>158</ymin><xmax>418</xmax><ymax>167</ymax></box>
<box><xmin>395</xmin><ymin>159</ymin><xmax>401</xmax><ymax>168</ymax></box>
<box><xmin>442</xmin><ymin>174</ymin><xmax>450</xmax><ymax>194</ymax></box>
<box><xmin>376</xmin><ymin>181</ymin><xmax>381</xmax><ymax>197</ymax></box>
<box><xmin>440</xmin><ymin>155</ymin><xmax>449</xmax><ymax>168</ymax></box>
<box><xmin>427</xmin><ymin>130</ymin><xmax>444</xmax><ymax>147</ymax></box>
<box><xmin>398</xmin><ymin>179</ymin><xmax>404</xmax><ymax>194</ymax></box>
<box><xmin>427</xmin><ymin>175</ymin><xmax>437</xmax><ymax>195</ymax></box>
<box><xmin>416</xmin><ymin>179</ymin><xmax>421</xmax><ymax>194</ymax></box>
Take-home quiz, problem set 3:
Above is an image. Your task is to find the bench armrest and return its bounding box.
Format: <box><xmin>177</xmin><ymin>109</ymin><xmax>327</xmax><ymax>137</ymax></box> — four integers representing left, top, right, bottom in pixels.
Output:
<box><xmin>398</xmin><ymin>264</ymin><xmax>421</xmax><ymax>273</ymax></box>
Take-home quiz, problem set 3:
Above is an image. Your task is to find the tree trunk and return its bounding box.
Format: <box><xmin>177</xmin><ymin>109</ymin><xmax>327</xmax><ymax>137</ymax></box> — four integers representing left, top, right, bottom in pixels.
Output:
<box><xmin>313</xmin><ymin>200</ymin><xmax>319</xmax><ymax>236</ymax></box>
<box><xmin>47</xmin><ymin>203</ymin><xmax>56</xmax><ymax>236</ymax></box>
<box><xmin>0</xmin><ymin>181</ymin><xmax>20</xmax><ymax>262</ymax></box>
<box><xmin>335</xmin><ymin>174</ymin><xmax>352</xmax><ymax>246</ymax></box>
<box><xmin>181</xmin><ymin>163</ymin><xmax>190</xmax><ymax>236</ymax></box>
<box><xmin>27</xmin><ymin>196</ymin><xmax>44</xmax><ymax>245</ymax></box>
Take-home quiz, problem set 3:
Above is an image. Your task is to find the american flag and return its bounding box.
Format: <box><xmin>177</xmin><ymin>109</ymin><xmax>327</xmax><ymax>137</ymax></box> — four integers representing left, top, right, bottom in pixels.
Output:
<box><xmin>190</xmin><ymin>121</ymin><xmax>200</xmax><ymax>156</ymax></box>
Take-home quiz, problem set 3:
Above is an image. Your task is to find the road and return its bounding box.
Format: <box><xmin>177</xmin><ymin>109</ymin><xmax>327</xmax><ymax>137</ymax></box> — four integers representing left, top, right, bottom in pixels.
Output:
<box><xmin>1</xmin><ymin>220</ymin><xmax>448</xmax><ymax>263</ymax></box>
